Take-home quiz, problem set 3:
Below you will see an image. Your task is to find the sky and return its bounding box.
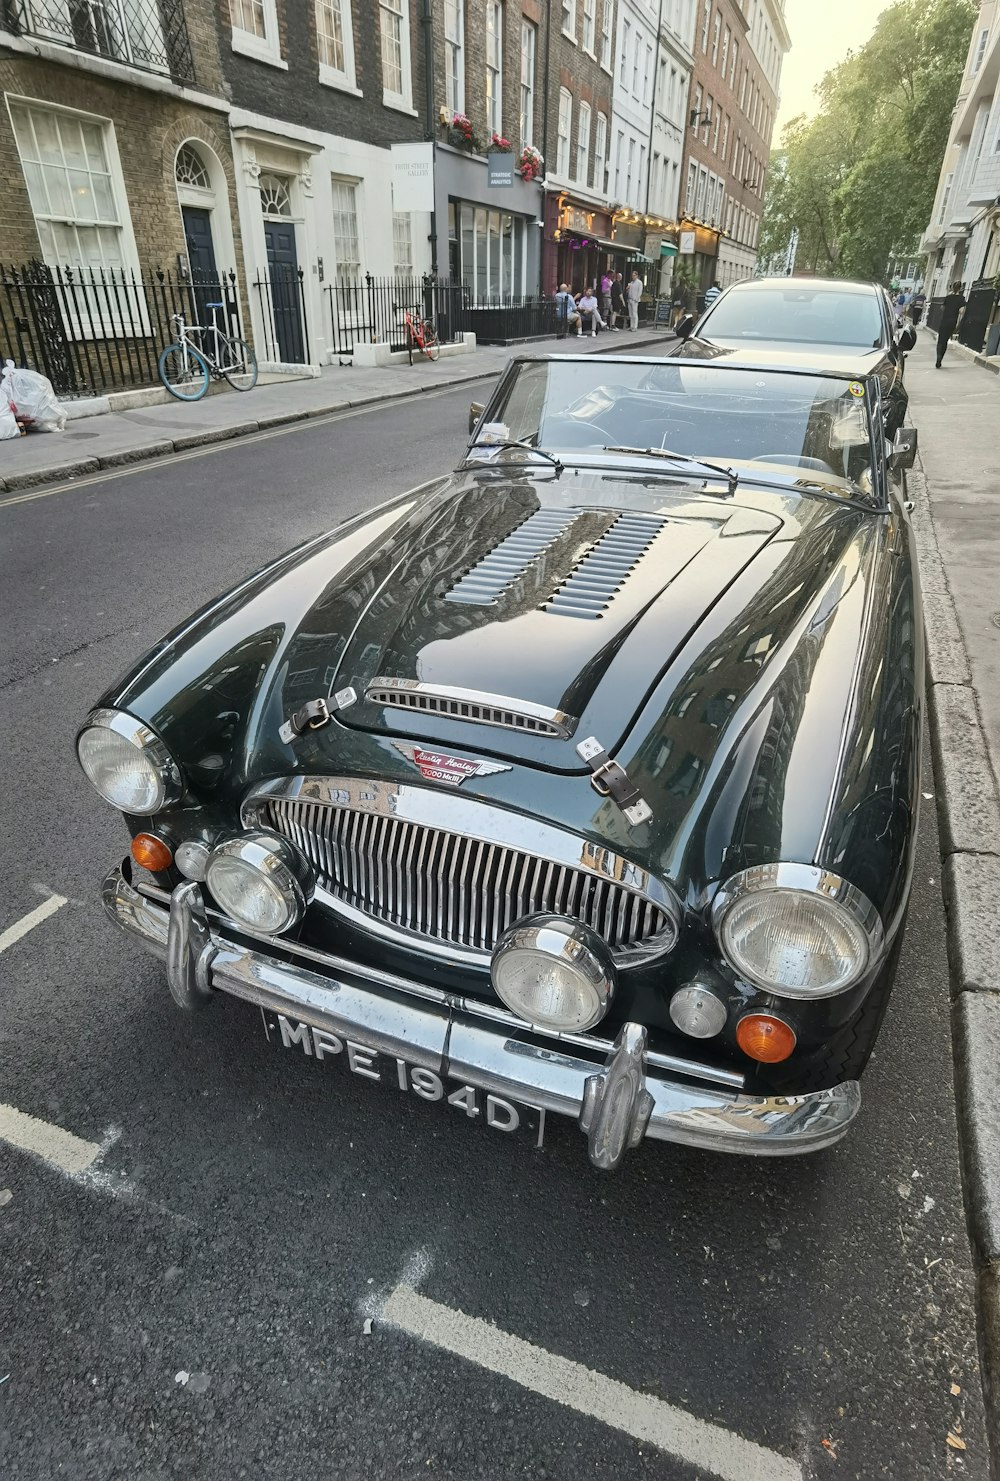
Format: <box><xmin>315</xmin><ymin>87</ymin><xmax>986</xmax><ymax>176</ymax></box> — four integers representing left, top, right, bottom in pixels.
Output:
<box><xmin>774</xmin><ymin>0</ymin><xmax>894</xmax><ymax>138</ymax></box>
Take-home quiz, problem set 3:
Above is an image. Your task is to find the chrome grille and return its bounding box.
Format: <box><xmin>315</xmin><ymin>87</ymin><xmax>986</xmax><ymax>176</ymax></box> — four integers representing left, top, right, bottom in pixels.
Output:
<box><xmin>365</xmin><ymin>678</ymin><xmax>572</xmax><ymax>738</ymax></box>
<box><xmin>263</xmin><ymin>796</ymin><xmax>672</xmax><ymax>958</ymax></box>
<box><xmin>542</xmin><ymin>512</ymin><xmax>666</xmax><ymax>618</ymax></box>
<box><xmin>444</xmin><ymin>507</ymin><xmax>580</xmax><ymax>606</ymax></box>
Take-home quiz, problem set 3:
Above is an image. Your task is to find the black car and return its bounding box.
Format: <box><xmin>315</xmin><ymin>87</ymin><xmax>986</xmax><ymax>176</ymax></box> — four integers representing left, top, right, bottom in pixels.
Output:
<box><xmin>676</xmin><ymin>277</ymin><xmax>916</xmax><ymax>438</ymax></box>
<box><xmin>79</xmin><ymin>353</ymin><xmax>922</xmax><ymax>1172</ymax></box>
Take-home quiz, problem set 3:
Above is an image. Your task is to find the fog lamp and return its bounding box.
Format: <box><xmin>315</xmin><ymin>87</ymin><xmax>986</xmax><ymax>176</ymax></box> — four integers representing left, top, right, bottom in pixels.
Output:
<box><xmin>175</xmin><ymin>839</ymin><xmax>211</xmax><ymax>881</ymax></box>
<box><xmin>491</xmin><ymin>914</ymin><xmax>616</xmax><ymax>1032</ymax></box>
<box><xmin>669</xmin><ymin>983</ymin><xmax>726</xmax><ymax>1039</ymax></box>
<box><xmin>205</xmin><ymin>832</ymin><xmax>311</xmax><ymax>935</ymax></box>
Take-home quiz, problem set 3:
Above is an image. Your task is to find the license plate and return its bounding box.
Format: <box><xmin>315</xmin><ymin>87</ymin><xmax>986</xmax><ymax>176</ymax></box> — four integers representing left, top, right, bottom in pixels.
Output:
<box><xmin>262</xmin><ymin>1011</ymin><xmax>546</xmax><ymax>1148</ymax></box>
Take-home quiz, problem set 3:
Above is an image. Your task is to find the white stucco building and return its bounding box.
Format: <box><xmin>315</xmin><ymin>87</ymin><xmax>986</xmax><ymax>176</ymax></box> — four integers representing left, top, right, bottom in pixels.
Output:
<box><xmin>920</xmin><ymin>2</ymin><xmax>1000</xmax><ymax>298</ymax></box>
<box><xmin>609</xmin><ymin>0</ymin><xmax>659</xmax><ymax>211</ymax></box>
<box><xmin>648</xmin><ymin>0</ymin><xmax>697</xmax><ymax>222</ymax></box>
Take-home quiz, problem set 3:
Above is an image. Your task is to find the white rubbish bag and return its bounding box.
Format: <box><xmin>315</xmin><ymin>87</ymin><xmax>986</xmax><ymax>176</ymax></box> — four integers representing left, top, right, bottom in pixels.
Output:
<box><xmin>0</xmin><ymin>376</ymin><xmax>20</xmax><ymax>440</ymax></box>
<box><xmin>1</xmin><ymin>359</ymin><xmax>67</xmax><ymax>432</ymax></box>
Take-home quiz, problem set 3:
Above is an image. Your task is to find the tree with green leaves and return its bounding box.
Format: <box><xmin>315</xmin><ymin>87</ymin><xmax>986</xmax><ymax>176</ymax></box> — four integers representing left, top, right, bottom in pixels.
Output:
<box><xmin>759</xmin><ymin>0</ymin><xmax>976</xmax><ymax>280</ymax></box>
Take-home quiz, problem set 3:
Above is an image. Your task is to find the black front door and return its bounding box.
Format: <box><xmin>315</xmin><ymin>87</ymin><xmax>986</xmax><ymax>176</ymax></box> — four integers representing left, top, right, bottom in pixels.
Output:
<box><xmin>263</xmin><ymin>221</ymin><xmax>305</xmax><ymax>364</ymax></box>
<box><xmin>182</xmin><ymin>206</ymin><xmax>219</xmax><ymax>328</ymax></box>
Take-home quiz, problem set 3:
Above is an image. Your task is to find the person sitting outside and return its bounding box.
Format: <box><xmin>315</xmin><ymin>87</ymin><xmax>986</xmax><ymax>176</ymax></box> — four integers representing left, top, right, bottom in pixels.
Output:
<box><xmin>554</xmin><ymin>282</ymin><xmax>580</xmax><ymax>339</ymax></box>
<box><xmin>576</xmin><ymin>287</ymin><xmax>605</xmax><ymax>337</ymax></box>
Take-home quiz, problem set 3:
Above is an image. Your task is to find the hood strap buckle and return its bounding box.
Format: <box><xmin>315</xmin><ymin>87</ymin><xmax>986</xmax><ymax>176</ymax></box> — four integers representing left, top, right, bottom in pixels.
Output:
<box><xmin>576</xmin><ymin>736</ymin><xmax>653</xmax><ymax>827</ymax></box>
<box><xmin>279</xmin><ymin>687</ymin><xmax>356</xmax><ymax>745</ymax></box>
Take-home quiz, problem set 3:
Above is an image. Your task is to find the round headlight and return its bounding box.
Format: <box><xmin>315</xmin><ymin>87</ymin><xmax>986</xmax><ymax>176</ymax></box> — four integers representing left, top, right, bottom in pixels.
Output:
<box><xmin>491</xmin><ymin>915</ymin><xmax>616</xmax><ymax>1032</ymax></box>
<box><xmin>205</xmin><ymin>832</ymin><xmax>311</xmax><ymax>935</ymax></box>
<box><xmin>712</xmin><ymin>863</ymin><xmax>883</xmax><ymax>999</ymax></box>
<box><xmin>76</xmin><ymin>708</ymin><xmax>181</xmax><ymax>814</ymax></box>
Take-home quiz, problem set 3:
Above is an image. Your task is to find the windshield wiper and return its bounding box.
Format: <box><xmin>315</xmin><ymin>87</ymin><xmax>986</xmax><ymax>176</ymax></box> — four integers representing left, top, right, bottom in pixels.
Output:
<box><xmin>466</xmin><ymin>438</ymin><xmax>564</xmax><ymax>474</ymax></box>
<box><xmin>601</xmin><ymin>445</ymin><xmax>738</xmax><ymax>496</ymax></box>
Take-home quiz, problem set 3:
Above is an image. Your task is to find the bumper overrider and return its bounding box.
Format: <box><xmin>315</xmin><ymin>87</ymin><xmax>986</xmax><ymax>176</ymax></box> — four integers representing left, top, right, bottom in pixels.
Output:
<box><xmin>103</xmin><ymin>862</ymin><xmax>861</xmax><ymax>1170</ymax></box>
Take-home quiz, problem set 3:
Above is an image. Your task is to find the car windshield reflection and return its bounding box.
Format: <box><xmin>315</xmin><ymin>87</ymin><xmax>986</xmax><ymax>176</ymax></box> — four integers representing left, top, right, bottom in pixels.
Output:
<box><xmin>469</xmin><ymin>359</ymin><xmax>876</xmax><ymax>501</ymax></box>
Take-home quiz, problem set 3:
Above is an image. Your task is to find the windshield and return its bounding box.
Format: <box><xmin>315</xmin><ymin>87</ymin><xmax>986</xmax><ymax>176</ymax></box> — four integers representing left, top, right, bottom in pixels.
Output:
<box><xmin>474</xmin><ymin>359</ymin><xmax>876</xmax><ymax>499</ymax></box>
<box><xmin>701</xmin><ymin>285</ymin><xmax>883</xmax><ymax>349</ymax></box>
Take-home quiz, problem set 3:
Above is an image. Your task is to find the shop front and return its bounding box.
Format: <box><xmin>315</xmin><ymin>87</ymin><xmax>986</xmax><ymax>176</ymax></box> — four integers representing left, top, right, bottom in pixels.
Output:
<box><xmin>542</xmin><ymin>194</ymin><xmax>623</xmax><ymax>296</ymax></box>
<box><xmin>433</xmin><ymin>143</ymin><xmax>543</xmax><ymax>302</ymax></box>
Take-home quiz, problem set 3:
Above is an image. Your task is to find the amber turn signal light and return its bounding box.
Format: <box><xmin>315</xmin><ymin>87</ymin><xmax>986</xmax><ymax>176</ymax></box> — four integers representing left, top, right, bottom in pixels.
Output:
<box><xmin>736</xmin><ymin>1013</ymin><xmax>797</xmax><ymax>1064</ymax></box>
<box><xmin>131</xmin><ymin>832</ymin><xmax>173</xmax><ymax>873</ymax></box>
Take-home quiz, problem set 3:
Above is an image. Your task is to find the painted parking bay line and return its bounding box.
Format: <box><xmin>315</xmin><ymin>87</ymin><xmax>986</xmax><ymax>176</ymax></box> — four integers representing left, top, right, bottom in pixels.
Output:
<box><xmin>0</xmin><ymin>893</ymin><xmax>67</xmax><ymax>955</ymax></box>
<box><xmin>381</xmin><ymin>1283</ymin><xmax>802</xmax><ymax>1481</ymax></box>
<box><xmin>0</xmin><ymin>1103</ymin><xmax>103</xmax><ymax>1177</ymax></box>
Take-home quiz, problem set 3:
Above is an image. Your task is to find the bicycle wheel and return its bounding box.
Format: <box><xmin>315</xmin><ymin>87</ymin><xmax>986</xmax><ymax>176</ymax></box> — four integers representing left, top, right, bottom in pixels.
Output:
<box><xmin>158</xmin><ymin>342</ymin><xmax>209</xmax><ymax>401</ymax></box>
<box><xmin>406</xmin><ymin>323</ymin><xmax>416</xmax><ymax>365</ymax></box>
<box><xmin>421</xmin><ymin>322</ymin><xmax>440</xmax><ymax>362</ymax></box>
<box><xmin>221</xmin><ymin>337</ymin><xmax>258</xmax><ymax>392</ymax></box>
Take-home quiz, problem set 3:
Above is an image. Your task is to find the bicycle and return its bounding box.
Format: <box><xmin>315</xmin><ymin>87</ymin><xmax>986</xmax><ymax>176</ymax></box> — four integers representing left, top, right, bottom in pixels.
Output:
<box><xmin>400</xmin><ymin>304</ymin><xmax>440</xmax><ymax>364</ymax></box>
<box><xmin>158</xmin><ymin>303</ymin><xmax>258</xmax><ymax>401</ymax></box>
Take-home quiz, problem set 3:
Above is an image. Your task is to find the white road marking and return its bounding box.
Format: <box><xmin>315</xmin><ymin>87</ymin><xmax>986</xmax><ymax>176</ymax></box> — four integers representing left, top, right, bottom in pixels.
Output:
<box><xmin>0</xmin><ymin>893</ymin><xmax>67</xmax><ymax>954</ymax></box>
<box><xmin>381</xmin><ymin>1283</ymin><xmax>802</xmax><ymax>1481</ymax></box>
<box><xmin>0</xmin><ymin>1102</ymin><xmax>103</xmax><ymax>1177</ymax></box>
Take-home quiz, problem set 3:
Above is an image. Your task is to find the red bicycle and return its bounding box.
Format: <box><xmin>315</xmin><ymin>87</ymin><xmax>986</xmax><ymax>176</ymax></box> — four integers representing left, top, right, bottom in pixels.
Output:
<box><xmin>401</xmin><ymin>305</ymin><xmax>440</xmax><ymax>364</ymax></box>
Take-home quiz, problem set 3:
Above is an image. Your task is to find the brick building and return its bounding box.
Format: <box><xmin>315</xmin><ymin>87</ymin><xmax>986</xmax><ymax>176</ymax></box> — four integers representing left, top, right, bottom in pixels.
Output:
<box><xmin>540</xmin><ymin>0</ymin><xmax>620</xmax><ymax>295</ymax></box>
<box><xmin>677</xmin><ymin>0</ymin><xmax>787</xmax><ymax>294</ymax></box>
<box><xmin>429</xmin><ymin>0</ymin><xmax>548</xmax><ymax>299</ymax></box>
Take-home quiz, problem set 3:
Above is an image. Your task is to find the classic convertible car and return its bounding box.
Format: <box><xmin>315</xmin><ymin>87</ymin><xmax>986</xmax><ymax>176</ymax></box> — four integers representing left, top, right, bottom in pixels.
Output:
<box><xmin>79</xmin><ymin>351</ymin><xmax>922</xmax><ymax>1171</ymax></box>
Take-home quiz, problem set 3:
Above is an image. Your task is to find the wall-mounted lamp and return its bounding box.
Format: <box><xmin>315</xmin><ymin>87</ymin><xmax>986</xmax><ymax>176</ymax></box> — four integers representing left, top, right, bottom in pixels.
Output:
<box><xmin>689</xmin><ymin>109</ymin><xmax>711</xmax><ymax>130</ymax></box>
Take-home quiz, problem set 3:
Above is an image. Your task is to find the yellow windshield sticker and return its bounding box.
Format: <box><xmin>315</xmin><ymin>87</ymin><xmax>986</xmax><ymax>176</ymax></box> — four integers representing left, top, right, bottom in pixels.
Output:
<box><xmin>848</xmin><ymin>381</ymin><xmax>865</xmax><ymax>400</ymax></box>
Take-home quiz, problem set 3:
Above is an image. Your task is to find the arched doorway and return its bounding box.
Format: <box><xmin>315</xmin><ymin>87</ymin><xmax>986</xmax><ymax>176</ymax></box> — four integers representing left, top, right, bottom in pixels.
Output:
<box><xmin>173</xmin><ymin>140</ymin><xmax>238</xmax><ymax>332</ymax></box>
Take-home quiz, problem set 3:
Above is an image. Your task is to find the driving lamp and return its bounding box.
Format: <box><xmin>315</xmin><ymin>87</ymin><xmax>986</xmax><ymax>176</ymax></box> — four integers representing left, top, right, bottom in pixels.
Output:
<box><xmin>712</xmin><ymin>864</ymin><xmax>883</xmax><ymax>999</ymax></box>
<box><xmin>205</xmin><ymin>832</ymin><xmax>311</xmax><ymax>935</ymax></box>
<box><xmin>491</xmin><ymin>915</ymin><xmax>616</xmax><ymax>1032</ymax></box>
<box><xmin>669</xmin><ymin>982</ymin><xmax>727</xmax><ymax>1039</ymax></box>
<box><xmin>77</xmin><ymin>708</ymin><xmax>182</xmax><ymax>814</ymax></box>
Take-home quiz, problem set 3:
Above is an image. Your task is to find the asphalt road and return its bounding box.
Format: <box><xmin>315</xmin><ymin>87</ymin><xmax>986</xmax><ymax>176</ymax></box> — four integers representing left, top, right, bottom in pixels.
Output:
<box><xmin>0</xmin><ymin>365</ymin><xmax>989</xmax><ymax>1481</ymax></box>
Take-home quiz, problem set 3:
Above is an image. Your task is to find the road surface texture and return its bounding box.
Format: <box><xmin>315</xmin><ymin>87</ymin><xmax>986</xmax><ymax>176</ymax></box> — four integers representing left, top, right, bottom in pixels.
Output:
<box><xmin>0</xmin><ymin>357</ymin><xmax>988</xmax><ymax>1480</ymax></box>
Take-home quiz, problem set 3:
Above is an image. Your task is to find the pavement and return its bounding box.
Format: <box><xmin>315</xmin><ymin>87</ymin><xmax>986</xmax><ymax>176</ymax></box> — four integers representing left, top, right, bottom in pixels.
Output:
<box><xmin>906</xmin><ymin>328</ymin><xmax>1000</xmax><ymax>1468</ymax></box>
<box><xmin>0</xmin><ymin>343</ymin><xmax>991</xmax><ymax>1480</ymax></box>
<box><xmin>0</xmin><ymin>326</ymin><xmax>671</xmax><ymax>493</ymax></box>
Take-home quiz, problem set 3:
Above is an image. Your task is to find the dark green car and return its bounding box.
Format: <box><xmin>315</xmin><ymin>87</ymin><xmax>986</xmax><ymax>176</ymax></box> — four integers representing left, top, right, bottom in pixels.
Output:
<box><xmin>78</xmin><ymin>353</ymin><xmax>922</xmax><ymax>1171</ymax></box>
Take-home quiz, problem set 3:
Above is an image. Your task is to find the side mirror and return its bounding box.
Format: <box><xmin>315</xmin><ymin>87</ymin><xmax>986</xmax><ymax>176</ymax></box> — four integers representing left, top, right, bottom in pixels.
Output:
<box><xmin>895</xmin><ymin>324</ymin><xmax>916</xmax><ymax>353</ymax></box>
<box><xmin>675</xmin><ymin>314</ymin><xmax>696</xmax><ymax>342</ymax></box>
<box><xmin>468</xmin><ymin>400</ymin><xmax>485</xmax><ymax>436</ymax></box>
<box><xmin>891</xmin><ymin>427</ymin><xmax>918</xmax><ymax>471</ymax></box>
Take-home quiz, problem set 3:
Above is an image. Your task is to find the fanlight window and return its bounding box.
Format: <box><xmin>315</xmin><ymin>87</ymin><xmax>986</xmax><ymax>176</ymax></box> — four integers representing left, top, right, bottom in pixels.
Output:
<box><xmin>259</xmin><ymin>173</ymin><xmax>292</xmax><ymax>216</ymax></box>
<box><xmin>175</xmin><ymin>144</ymin><xmax>210</xmax><ymax>190</ymax></box>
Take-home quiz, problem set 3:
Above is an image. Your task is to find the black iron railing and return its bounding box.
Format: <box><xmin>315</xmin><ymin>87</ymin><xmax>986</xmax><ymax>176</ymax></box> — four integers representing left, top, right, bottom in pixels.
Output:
<box><xmin>958</xmin><ymin>279</ymin><xmax>997</xmax><ymax>352</ymax></box>
<box><xmin>252</xmin><ymin>265</ymin><xmax>310</xmax><ymax>366</ymax></box>
<box><xmin>0</xmin><ymin>262</ymin><xmax>242</xmax><ymax>395</ymax></box>
<box><xmin>326</xmin><ymin>275</ymin><xmax>466</xmax><ymax>355</ymax></box>
<box><xmin>3</xmin><ymin>0</ymin><xmax>195</xmax><ymax>81</ymax></box>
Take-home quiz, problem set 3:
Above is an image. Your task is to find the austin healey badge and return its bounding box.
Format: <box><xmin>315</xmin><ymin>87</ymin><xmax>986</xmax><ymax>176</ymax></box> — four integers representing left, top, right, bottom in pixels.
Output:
<box><xmin>391</xmin><ymin>742</ymin><xmax>511</xmax><ymax>787</ymax></box>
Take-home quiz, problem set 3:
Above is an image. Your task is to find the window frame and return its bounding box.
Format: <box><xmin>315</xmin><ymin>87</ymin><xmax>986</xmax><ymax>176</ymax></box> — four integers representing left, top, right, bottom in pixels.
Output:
<box><xmin>581</xmin><ymin>0</ymin><xmax>595</xmax><ymax>54</ymax></box>
<box><xmin>562</xmin><ymin>0</ymin><xmax>576</xmax><ymax>41</ymax></box>
<box><xmin>229</xmin><ymin>0</ymin><xmax>286</xmax><ymax>68</ymax></box>
<box><xmin>330</xmin><ymin>174</ymin><xmax>363</xmax><ymax>280</ymax></box>
<box><xmin>486</xmin><ymin>0</ymin><xmax>503</xmax><ymax>138</ymax></box>
<box><xmin>316</xmin><ymin>0</ymin><xmax>360</xmax><ymax>93</ymax></box>
<box><xmin>392</xmin><ymin>209</ymin><xmax>413</xmax><ymax>275</ymax></box>
<box><xmin>520</xmin><ymin>19</ymin><xmax>536</xmax><ymax>147</ymax></box>
<box><xmin>711</xmin><ymin>8</ymin><xmax>719</xmax><ymax>64</ymax></box>
<box><xmin>599</xmin><ymin>0</ymin><xmax>612</xmax><ymax>68</ymax></box>
<box><xmin>577</xmin><ymin>99</ymin><xmax>591</xmax><ymax>185</ymax></box>
<box><xmin>444</xmin><ymin>0</ymin><xmax>465</xmax><ymax>114</ymax></box>
<box><xmin>594</xmin><ymin>110</ymin><xmax>608</xmax><ymax>189</ymax></box>
<box><xmin>380</xmin><ymin>0</ymin><xmax>415</xmax><ymax>113</ymax></box>
<box><xmin>557</xmin><ymin>87</ymin><xmax>572</xmax><ymax>176</ymax></box>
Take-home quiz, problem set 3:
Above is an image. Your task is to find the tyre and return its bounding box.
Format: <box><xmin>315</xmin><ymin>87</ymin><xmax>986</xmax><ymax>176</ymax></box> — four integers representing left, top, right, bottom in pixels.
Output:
<box><xmin>158</xmin><ymin>343</ymin><xmax>209</xmax><ymax>401</ymax></box>
<box><xmin>221</xmin><ymin>338</ymin><xmax>258</xmax><ymax>392</ymax></box>
<box><xmin>406</xmin><ymin>325</ymin><xmax>415</xmax><ymax>366</ymax></box>
<box><xmin>422</xmin><ymin>322</ymin><xmax>440</xmax><ymax>361</ymax></box>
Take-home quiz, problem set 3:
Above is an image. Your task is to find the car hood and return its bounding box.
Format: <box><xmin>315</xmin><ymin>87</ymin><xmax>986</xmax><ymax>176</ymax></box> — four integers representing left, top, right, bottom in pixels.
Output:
<box><xmin>326</xmin><ymin>476</ymin><xmax>783</xmax><ymax>771</ymax></box>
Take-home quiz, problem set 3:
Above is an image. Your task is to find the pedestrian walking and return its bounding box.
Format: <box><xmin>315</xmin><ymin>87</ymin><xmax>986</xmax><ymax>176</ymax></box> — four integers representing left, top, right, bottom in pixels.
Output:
<box><xmin>935</xmin><ymin>282</ymin><xmax>966</xmax><ymax>368</ymax></box>
<box><xmin>910</xmin><ymin>290</ymin><xmax>926</xmax><ymax>326</ymax></box>
<box><xmin>626</xmin><ymin>270</ymin><xmax>643</xmax><ymax>331</ymax></box>
<box><xmin>600</xmin><ymin>270</ymin><xmax>613</xmax><ymax>327</ymax></box>
<box><xmin>704</xmin><ymin>280</ymin><xmax>721</xmax><ymax>309</ymax></box>
<box><xmin>554</xmin><ymin>282</ymin><xmax>580</xmax><ymax>339</ymax></box>
<box><xmin>577</xmin><ymin>287</ymin><xmax>605</xmax><ymax>337</ymax></box>
<box><xmin>610</xmin><ymin>272</ymin><xmax>625</xmax><ymax>329</ymax></box>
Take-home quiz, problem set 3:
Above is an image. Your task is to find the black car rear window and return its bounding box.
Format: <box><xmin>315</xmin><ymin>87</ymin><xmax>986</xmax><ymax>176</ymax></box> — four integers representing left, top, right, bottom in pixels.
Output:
<box><xmin>702</xmin><ymin>287</ymin><xmax>884</xmax><ymax>349</ymax></box>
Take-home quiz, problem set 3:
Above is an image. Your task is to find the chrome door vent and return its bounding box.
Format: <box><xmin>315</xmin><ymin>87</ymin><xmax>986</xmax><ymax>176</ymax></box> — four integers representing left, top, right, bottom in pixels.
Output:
<box><xmin>444</xmin><ymin>507</ymin><xmax>580</xmax><ymax>606</ymax></box>
<box><xmin>542</xmin><ymin>512</ymin><xmax>666</xmax><ymax>619</ymax></box>
<box><xmin>365</xmin><ymin>678</ymin><xmax>573</xmax><ymax>738</ymax></box>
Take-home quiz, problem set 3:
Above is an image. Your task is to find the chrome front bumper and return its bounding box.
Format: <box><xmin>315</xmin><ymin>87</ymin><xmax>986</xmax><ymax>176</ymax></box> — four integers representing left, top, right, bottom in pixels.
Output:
<box><xmin>103</xmin><ymin>863</ymin><xmax>861</xmax><ymax>1169</ymax></box>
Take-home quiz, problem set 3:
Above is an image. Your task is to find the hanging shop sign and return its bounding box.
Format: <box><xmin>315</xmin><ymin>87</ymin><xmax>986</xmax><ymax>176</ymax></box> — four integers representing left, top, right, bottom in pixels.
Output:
<box><xmin>390</xmin><ymin>143</ymin><xmax>435</xmax><ymax>212</ymax></box>
<box><xmin>679</xmin><ymin>230</ymin><xmax>696</xmax><ymax>255</ymax></box>
<box><xmin>487</xmin><ymin>152</ymin><xmax>514</xmax><ymax>188</ymax></box>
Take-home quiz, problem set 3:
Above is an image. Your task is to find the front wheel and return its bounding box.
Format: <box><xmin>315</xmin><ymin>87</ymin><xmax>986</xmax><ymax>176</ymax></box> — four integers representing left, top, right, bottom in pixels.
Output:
<box><xmin>421</xmin><ymin>322</ymin><xmax>440</xmax><ymax>361</ymax></box>
<box><xmin>158</xmin><ymin>343</ymin><xmax>209</xmax><ymax>401</ymax></box>
<box><xmin>221</xmin><ymin>338</ymin><xmax>258</xmax><ymax>392</ymax></box>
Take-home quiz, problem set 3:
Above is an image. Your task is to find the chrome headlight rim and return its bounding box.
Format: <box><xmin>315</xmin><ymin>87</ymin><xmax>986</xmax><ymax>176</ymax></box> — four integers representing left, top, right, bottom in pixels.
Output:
<box><xmin>491</xmin><ymin>913</ymin><xmax>617</xmax><ymax>1032</ymax></box>
<box><xmin>711</xmin><ymin>862</ymin><xmax>884</xmax><ymax>1000</ymax></box>
<box><xmin>205</xmin><ymin>831</ymin><xmax>312</xmax><ymax>936</ymax></box>
<box><xmin>76</xmin><ymin>706</ymin><xmax>183</xmax><ymax>814</ymax></box>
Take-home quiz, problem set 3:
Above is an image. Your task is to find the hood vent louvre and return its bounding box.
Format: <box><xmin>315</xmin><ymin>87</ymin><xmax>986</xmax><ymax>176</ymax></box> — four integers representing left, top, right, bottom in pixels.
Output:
<box><xmin>444</xmin><ymin>507</ymin><xmax>581</xmax><ymax>606</ymax></box>
<box><xmin>542</xmin><ymin>512</ymin><xmax>666</xmax><ymax>619</ymax></box>
<box><xmin>365</xmin><ymin>678</ymin><xmax>573</xmax><ymax>738</ymax></box>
